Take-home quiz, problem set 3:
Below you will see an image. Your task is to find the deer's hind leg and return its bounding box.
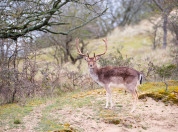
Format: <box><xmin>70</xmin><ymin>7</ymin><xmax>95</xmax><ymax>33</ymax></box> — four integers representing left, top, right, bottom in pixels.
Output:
<box><xmin>126</xmin><ymin>83</ymin><xmax>138</xmax><ymax>113</ymax></box>
<box><xmin>130</xmin><ymin>89</ymin><xmax>138</xmax><ymax>113</ymax></box>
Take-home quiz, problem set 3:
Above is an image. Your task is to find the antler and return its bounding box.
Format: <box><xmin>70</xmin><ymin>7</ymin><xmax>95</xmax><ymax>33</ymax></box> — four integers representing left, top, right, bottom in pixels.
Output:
<box><xmin>76</xmin><ymin>38</ymin><xmax>107</xmax><ymax>58</ymax></box>
<box><xmin>76</xmin><ymin>38</ymin><xmax>87</xmax><ymax>57</ymax></box>
<box><xmin>94</xmin><ymin>38</ymin><xmax>107</xmax><ymax>57</ymax></box>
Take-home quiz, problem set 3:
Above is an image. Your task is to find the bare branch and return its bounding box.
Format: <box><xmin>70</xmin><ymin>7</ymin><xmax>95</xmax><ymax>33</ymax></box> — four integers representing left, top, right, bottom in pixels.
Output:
<box><xmin>0</xmin><ymin>0</ymin><xmax>107</xmax><ymax>40</ymax></box>
<box><xmin>152</xmin><ymin>0</ymin><xmax>164</xmax><ymax>11</ymax></box>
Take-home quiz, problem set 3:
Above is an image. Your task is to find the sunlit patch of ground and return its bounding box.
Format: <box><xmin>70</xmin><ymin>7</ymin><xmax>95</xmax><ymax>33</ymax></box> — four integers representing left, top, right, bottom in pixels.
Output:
<box><xmin>0</xmin><ymin>81</ymin><xmax>178</xmax><ymax>132</ymax></box>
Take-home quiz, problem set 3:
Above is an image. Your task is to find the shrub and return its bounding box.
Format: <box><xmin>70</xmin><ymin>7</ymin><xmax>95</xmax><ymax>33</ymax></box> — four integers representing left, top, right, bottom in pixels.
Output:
<box><xmin>155</xmin><ymin>64</ymin><xmax>177</xmax><ymax>91</ymax></box>
<box><xmin>155</xmin><ymin>64</ymin><xmax>177</xmax><ymax>79</ymax></box>
<box><xmin>99</xmin><ymin>49</ymin><xmax>133</xmax><ymax>67</ymax></box>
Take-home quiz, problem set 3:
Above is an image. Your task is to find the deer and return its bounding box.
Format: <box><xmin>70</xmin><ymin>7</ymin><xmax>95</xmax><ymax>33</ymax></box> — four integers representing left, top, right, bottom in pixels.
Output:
<box><xmin>76</xmin><ymin>38</ymin><xmax>142</xmax><ymax>113</ymax></box>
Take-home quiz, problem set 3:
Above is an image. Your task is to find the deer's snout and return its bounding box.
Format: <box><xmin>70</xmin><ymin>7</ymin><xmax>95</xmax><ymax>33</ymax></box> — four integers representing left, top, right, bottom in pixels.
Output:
<box><xmin>88</xmin><ymin>62</ymin><xmax>94</xmax><ymax>68</ymax></box>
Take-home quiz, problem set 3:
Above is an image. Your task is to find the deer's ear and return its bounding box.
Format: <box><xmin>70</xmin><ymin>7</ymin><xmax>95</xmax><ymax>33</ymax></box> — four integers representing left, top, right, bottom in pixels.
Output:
<box><xmin>95</xmin><ymin>56</ymin><xmax>100</xmax><ymax>60</ymax></box>
<box><xmin>84</xmin><ymin>57</ymin><xmax>88</xmax><ymax>61</ymax></box>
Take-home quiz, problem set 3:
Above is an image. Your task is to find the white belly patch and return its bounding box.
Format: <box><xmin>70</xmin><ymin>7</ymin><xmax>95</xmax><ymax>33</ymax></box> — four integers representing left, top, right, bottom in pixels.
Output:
<box><xmin>109</xmin><ymin>83</ymin><xmax>126</xmax><ymax>89</ymax></box>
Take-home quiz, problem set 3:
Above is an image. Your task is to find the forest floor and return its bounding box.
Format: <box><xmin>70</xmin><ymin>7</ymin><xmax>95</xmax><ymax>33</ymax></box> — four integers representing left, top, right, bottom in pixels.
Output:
<box><xmin>0</xmin><ymin>81</ymin><xmax>178</xmax><ymax>132</ymax></box>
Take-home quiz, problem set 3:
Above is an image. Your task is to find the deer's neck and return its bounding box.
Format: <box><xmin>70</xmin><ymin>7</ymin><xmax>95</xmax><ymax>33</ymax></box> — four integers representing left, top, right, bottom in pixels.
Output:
<box><xmin>89</xmin><ymin>65</ymin><xmax>98</xmax><ymax>76</ymax></box>
<box><xmin>89</xmin><ymin>65</ymin><xmax>104</xmax><ymax>86</ymax></box>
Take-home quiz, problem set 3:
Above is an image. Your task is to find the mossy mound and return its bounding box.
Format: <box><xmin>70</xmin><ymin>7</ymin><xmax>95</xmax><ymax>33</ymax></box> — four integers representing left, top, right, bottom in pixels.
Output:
<box><xmin>54</xmin><ymin>126</ymin><xmax>77</xmax><ymax>132</ymax></box>
<box><xmin>139</xmin><ymin>91</ymin><xmax>178</xmax><ymax>105</ymax></box>
<box><xmin>54</xmin><ymin>130</ymin><xmax>73</xmax><ymax>132</ymax></box>
<box><xmin>138</xmin><ymin>80</ymin><xmax>178</xmax><ymax>105</ymax></box>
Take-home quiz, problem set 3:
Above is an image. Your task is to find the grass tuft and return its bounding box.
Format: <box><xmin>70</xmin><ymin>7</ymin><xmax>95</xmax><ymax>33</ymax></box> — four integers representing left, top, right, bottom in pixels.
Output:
<box><xmin>103</xmin><ymin>118</ymin><xmax>121</xmax><ymax>125</ymax></box>
<box><xmin>14</xmin><ymin>119</ymin><xmax>21</xmax><ymax>124</ymax></box>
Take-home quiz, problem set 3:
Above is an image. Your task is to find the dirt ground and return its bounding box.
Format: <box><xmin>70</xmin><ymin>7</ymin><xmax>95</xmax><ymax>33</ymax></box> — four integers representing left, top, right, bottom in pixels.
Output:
<box><xmin>56</xmin><ymin>92</ymin><xmax>178</xmax><ymax>132</ymax></box>
<box><xmin>1</xmin><ymin>90</ymin><xmax>178</xmax><ymax>132</ymax></box>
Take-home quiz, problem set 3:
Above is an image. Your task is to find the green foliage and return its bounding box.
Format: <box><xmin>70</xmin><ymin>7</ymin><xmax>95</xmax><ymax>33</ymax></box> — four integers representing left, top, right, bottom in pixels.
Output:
<box><xmin>99</xmin><ymin>49</ymin><xmax>133</xmax><ymax>67</ymax></box>
<box><xmin>155</xmin><ymin>64</ymin><xmax>177</xmax><ymax>79</ymax></box>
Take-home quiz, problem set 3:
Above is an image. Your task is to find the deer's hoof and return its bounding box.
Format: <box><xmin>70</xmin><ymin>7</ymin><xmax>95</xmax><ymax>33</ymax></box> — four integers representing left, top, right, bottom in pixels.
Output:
<box><xmin>104</xmin><ymin>107</ymin><xmax>108</xmax><ymax>109</ymax></box>
<box><xmin>130</xmin><ymin>109</ymin><xmax>135</xmax><ymax>113</ymax></box>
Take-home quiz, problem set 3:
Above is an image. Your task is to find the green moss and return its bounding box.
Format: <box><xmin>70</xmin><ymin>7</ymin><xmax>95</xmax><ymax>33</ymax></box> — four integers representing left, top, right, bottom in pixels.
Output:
<box><xmin>123</xmin><ymin>123</ymin><xmax>132</xmax><ymax>129</ymax></box>
<box><xmin>138</xmin><ymin>80</ymin><xmax>178</xmax><ymax>105</ymax></box>
<box><xmin>167</xmin><ymin>94</ymin><xmax>178</xmax><ymax>105</ymax></box>
<box><xmin>54</xmin><ymin>130</ymin><xmax>73</xmax><ymax>132</ymax></box>
<box><xmin>139</xmin><ymin>87</ymin><xmax>178</xmax><ymax>105</ymax></box>
<box><xmin>104</xmin><ymin>118</ymin><xmax>120</xmax><ymax>125</ymax></box>
<box><xmin>142</xmin><ymin>125</ymin><xmax>148</xmax><ymax>130</ymax></box>
<box><xmin>138</xmin><ymin>93</ymin><xmax>163</xmax><ymax>101</ymax></box>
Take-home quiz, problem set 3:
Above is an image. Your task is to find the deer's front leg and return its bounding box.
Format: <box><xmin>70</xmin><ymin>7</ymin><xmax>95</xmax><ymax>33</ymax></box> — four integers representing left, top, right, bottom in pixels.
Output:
<box><xmin>105</xmin><ymin>92</ymin><xmax>109</xmax><ymax>109</ymax></box>
<box><xmin>105</xmin><ymin>85</ymin><xmax>113</xmax><ymax>109</ymax></box>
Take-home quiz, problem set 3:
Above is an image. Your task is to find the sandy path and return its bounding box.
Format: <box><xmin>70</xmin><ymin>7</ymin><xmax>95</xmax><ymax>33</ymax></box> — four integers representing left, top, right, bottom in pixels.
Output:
<box><xmin>5</xmin><ymin>100</ymin><xmax>55</xmax><ymax>132</ymax></box>
<box><xmin>22</xmin><ymin>104</ymin><xmax>46</xmax><ymax>132</ymax></box>
<box><xmin>55</xmin><ymin>92</ymin><xmax>178</xmax><ymax>132</ymax></box>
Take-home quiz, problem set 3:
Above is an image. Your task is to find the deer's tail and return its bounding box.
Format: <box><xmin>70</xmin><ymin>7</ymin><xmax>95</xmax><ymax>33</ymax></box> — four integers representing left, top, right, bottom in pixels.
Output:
<box><xmin>139</xmin><ymin>74</ymin><xmax>143</xmax><ymax>84</ymax></box>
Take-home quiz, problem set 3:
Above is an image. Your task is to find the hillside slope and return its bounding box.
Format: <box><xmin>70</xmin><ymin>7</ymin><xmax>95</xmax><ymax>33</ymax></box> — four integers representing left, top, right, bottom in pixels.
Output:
<box><xmin>34</xmin><ymin>18</ymin><xmax>174</xmax><ymax>75</ymax></box>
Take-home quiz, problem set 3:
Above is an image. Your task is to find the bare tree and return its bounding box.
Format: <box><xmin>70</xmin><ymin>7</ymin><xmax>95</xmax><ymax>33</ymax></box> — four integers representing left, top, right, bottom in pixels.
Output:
<box><xmin>0</xmin><ymin>0</ymin><xmax>107</xmax><ymax>40</ymax></box>
<box><xmin>169</xmin><ymin>10</ymin><xmax>178</xmax><ymax>46</ymax></box>
<box><xmin>97</xmin><ymin>0</ymin><xmax>152</xmax><ymax>35</ymax></box>
<box><xmin>48</xmin><ymin>34</ymin><xmax>88</xmax><ymax>65</ymax></box>
<box><xmin>152</xmin><ymin>0</ymin><xmax>177</xmax><ymax>48</ymax></box>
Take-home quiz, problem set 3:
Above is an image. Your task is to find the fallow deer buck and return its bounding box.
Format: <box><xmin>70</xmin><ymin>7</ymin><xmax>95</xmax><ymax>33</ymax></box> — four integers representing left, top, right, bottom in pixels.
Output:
<box><xmin>76</xmin><ymin>38</ymin><xmax>142</xmax><ymax>113</ymax></box>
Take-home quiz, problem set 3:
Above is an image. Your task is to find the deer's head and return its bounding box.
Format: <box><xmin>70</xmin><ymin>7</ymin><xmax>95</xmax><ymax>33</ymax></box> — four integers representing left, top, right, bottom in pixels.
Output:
<box><xmin>76</xmin><ymin>38</ymin><xmax>107</xmax><ymax>69</ymax></box>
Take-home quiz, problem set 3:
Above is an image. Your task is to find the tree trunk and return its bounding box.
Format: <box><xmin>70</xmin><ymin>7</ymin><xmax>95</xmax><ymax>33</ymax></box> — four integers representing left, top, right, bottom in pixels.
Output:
<box><xmin>0</xmin><ymin>40</ymin><xmax>5</xmax><ymax>67</ymax></box>
<box><xmin>153</xmin><ymin>26</ymin><xmax>158</xmax><ymax>50</ymax></box>
<box><xmin>162</xmin><ymin>12</ymin><xmax>168</xmax><ymax>49</ymax></box>
<box><xmin>12</xmin><ymin>87</ymin><xmax>17</xmax><ymax>103</ymax></box>
<box><xmin>164</xmin><ymin>80</ymin><xmax>168</xmax><ymax>92</ymax></box>
<box><xmin>171</xmin><ymin>22</ymin><xmax>178</xmax><ymax>45</ymax></box>
<box><xmin>64</xmin><ymin>51</ymin><xmax>68</xmax><ymax>62</ymax></box>
<box><xmin>13</xmin><ymin>40</ymin><xmax>18</xmax><ymax>68</ymax></box>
